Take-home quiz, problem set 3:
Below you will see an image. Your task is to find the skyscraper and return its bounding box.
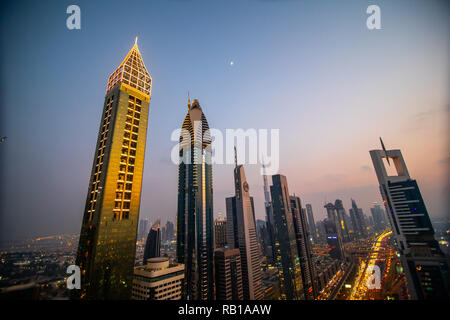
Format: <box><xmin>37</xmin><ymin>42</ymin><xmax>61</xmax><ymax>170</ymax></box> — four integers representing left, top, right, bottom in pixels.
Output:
<box><xmin>324</xmin><ymin>218</ymin><xmax>345</xmax><ymax>261</ymax></box>
<box><xmin>214</xmin><ymin>217</ymin><xmax>227</xmax><ymax>249</ymax></box>
<box><xmin>162</xmin><ymin>220</ymin><xmax>175</xmax><ymax>243</ymax></box>
<box><xmin>290</xmin><ymin>196</ymin><xmax>317</xmax><ymax>299</ymax></box>
<box><xmin>324</xmin><ymin>203</ymin><xmax>345</xmax><ymax>260</ymax></box>
<box><xmin>176</xmin><ymin>98</ymin><xmax>214</xmax><ymax>300</ymax></box>
<box><xmin>262</xmin><ymin>164</ymin><xmax>275</xmax><ymax>263</ymax></box>
<box><xmin>138</xmin><ymin>218</ymin><xmax>150</xmax><ymax>241</ymax></box>
<box><xmin>214</xmin><ymin>248</ymin><xmax>244</xmax><ymax>300</ymax></box>
<box><xmin>143</xmin><ymin>219</ymin><xmax>161</xmax><ymax>264</ymax></box>
<box><xmin>270</xmin><ymin>174</ymin><xmax>303</xmax><ymax>300</ymax></box>
<box><xmin>305</xmin><ymin>204</ymin><xmax>317</xmax><ymax>244</ymax></box>
<box><xmin>75</xmin><ymin>39</ymin><xmax>152</xmax><ymax>299</ymax></box>
<box><xmin>370</xmin><ymin>204</ymin><xmax>387</xmax><ymax>232</ymax></box>
<box><xmin>370</xmin><ymin>145</ymin><xmax>450</xmax><ymax>299</ymax></box>
<box><xmin>334</xmin><ymin>199</ymin><xmax>350</xmax><ymax>242</ymax></box>
<box><xmin>225</xmin><ymin>152</ymin><xmax>263</xmax><ymax>300</ymax></box>
<box><xmin>349</xmin><ymin>199</ymin><xmax>367</xmax><ymax>238</ymax></box>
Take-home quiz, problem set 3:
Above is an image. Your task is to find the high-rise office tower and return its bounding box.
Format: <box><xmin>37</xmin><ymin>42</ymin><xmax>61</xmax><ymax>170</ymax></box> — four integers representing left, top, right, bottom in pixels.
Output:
<box><xmin>214</xmin><ymin>248</ymin><xmax>244</xmax><ymax>300</ymax></box>
<box><xmin>370</xmin><ymin>144</ymin><xmax>450</xmax><ymax>299</ymax></box>
<box><xmin>349</xmin><ymin>199</ymin><xmax>367</xmax><ymax>238</ymax></box>
<box><xmin>214</xmin><ymin>217</ymin><xmax>227</xmax><ymax>249</ymax></box>
<box><xmin>256</xmin><ymin>219</ymin><xmax>271</xmax><ymax>259</ymax></box>
<box><xmin>138</xmin><ymin>218</ymin><xmax>149</xmax><ymax>241</ymax></box>
<box><xmin>270</xmin><ymin>174</ymin><xmax>303</xmax><ymax>300</ymax></box>
<box><xmin>334</xmin><ymin>199</ymin><xmax>350</xmax><ymax>242</ymax></box>
<box><xmin>370</xmin><ymin>204</ymin><xmax>387</xmax><ymax>232</ymax></box>
<box><xmin>316</xmin><ymin>220</ymin><xmax>326</xmax><ymax>243</ymax></box>
<box><xmin>143</xmin><ymin>219</ymin><xmax>161</xmax><ymax>264</ymax></box>
<box><xmin>162</xmin><ymin>220</ymin><xmax>175</xmax><ymax>243</ymax></box>
<box><xmin>305</xmin><ymin>204</ymin><xmax>317</xmax><ymax>244</ymax></box>
<box><xmin>75</xmin><ymin>39</ymin><xmax>152</xmax><ymax>299</ymax></box>
<box><xmin>262</xmin><ymin>164</ymin><xmax>275</xmax><ymax>263</ymax></box>
<box><xmin>225</xmin><ymin>153</ymin><xmax>263</xmax><ymax>300</ymax></box>
<box><xmin>324</xmin><ymin>203</ymin><xmax>345</xmax><ymax>260</ymax></box>
<box><xmin>290</xmin><ymin>196</ymin><xmax>317</xmax><ymax>299</ymax></box>
<box><xmin>176</xmin><ymin>98</ymin><xmax>214</xmax><ymax>300</ymax></box>
<box><xmin>324</xmin><ymin>218</ymin><xmax>345</xmax><ymax>261</ymax></box>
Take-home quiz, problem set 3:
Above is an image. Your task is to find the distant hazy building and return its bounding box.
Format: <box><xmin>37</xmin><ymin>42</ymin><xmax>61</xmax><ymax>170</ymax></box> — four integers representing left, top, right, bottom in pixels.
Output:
<box><xmin>143</xmin><ymin>219</ymin><xmax>161</xmax><ymax>264</ymax></box>
<box><xmin>324</xmin><ymin>217</ymin><xmax>345</xmax><ymax>261</ymax></box>
<box><xmin>214</xmin><ymin>248</ymin><xmax>244</xmax><ymax>300</ymax></box>
<box><xmin>226</xmin><ymin>154</ymin><xmax>263</xmax><ymax>300</ymax></box>
<box><xmin>138</xmin><ymin>218</ymin><xmax>150</xmax><ymax>241</ymax></box>
<box><xmin>370</xmin><ymin>145</ymin><xmax>450</xmax><ymax>299</ymax></box>
<box><xmin>270</xmin><ymin>174</ymin><xmax>303</xmax><ymax>300</ymax></box>
<box><xmin>162</xmin><ymin>220</ymin><xmax>175</xmax><ymax>243</ymax></box>
<box><xmin>132</xmin><ymin>257</ymin><xmax>184</xmax><ymax>300</ymax></box>
<box><xmin>290</xmin><ymin>196</ymin><xmax>317</xmax><ymax>299</ymax></box>
<box><xmin>75</xmin><ymin>39</ymin><xmax>152</xmax><ymax>299</ymax></box>
<box><xmin>316</xmin><ymin>220</ymin><xmax>326</xmax><ymax>243</ymax></box>
<box><xmin>176</xmin><ymin>98</ymin><xmax>214</xmax><ymax>300</ymax></box>
<box><xmin>305</xmin><ymin>204</ymin><xmax>317</xmax><ymax>243</ymax></box>
<box><xmin>334</xmin><ymin>200</ymin><xmax>350</xmax><ymax>242</ymax></box>
<box><xmin>370</xmin><ymin>204</ymin><xmax>387</xmax><ymax>232</ymax></box>
<box><xmin>214</xmin><ymin>218</ymin><xmax>227</xmax><ymax>249</ymax></box>
<box><xmin>349</xmin><ymin>199</ymin><xmax>367</xmax><ymax>238</ymax></box>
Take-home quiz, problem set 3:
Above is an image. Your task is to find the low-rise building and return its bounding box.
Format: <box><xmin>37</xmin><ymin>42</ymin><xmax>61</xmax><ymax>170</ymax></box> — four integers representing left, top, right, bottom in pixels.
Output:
<box><xmin>132</xmin><ymin>257</ymin><xmax>184</xmax><ymax>300</ymax></box>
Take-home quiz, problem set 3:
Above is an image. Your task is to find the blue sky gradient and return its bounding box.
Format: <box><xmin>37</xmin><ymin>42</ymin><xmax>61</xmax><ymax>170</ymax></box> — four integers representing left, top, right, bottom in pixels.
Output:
<box><xmin>0</xmin><ymin>0</ymin><xmax>448</xmax><ymax>241</ymax></box>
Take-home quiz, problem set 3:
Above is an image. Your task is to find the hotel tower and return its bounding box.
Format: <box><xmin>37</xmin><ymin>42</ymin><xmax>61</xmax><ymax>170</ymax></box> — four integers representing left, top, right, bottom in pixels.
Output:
<box><xmin>370</xmin><ymin>144</ymin><xmax>449</xmax><ymax>299</ymax></box>
<box><xmin>176</xmin><ymin>98</ymin><xmax>214</xmax><ymax>300</ymax></box>
<box><xmin>75</xmin><ymin>39</ymin><xmax>152</xmax><ymax>299</ymax></box>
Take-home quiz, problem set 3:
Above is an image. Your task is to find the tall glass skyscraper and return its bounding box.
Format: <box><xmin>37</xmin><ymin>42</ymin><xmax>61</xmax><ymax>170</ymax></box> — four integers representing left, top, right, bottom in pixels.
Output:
<box><xmin>334</xmin><ymin>199</ymin><xmax>350</xmax><ymax>242</ymax></box>
<box><xmin>143</xmin><ymin>219</ymin><xmax>161</xmax><ymax>264</ymax></box>
<box><xmin>270</xmin><ymin>174</ymin><xmax>304</xmax><ymax>300</ymax></box>
<box><xmin>305</xmin><ymin>204</ymin><xmax>317</xmax><ymax>244</ymax></box>
<box><xmin>226</xmin><ymin>156</ymin><xmax>263</xmax><ymax>300</ymax></box>
<box><xmin>290</xmin><ymin>196</ymin><xmax>317</xmax><ymax>299</ymax></box>
<box><xmin>176</xmin><ymin>98</ymin><xmax>214</xmax><ymax>300</ymax></box>
<box><xmin>370</xmin><ymin>147</ymin><xmax>449</xmax><ymax>299</ymax></box>
<box><xmin>349</xmin><ymin>199</ymin><xmax>367</xmax><ymax>238</ymax></box>
<box><xmin>75</xmin><ymin>39</ymin><xmax>152</xmax><ymax>299</ymax></box>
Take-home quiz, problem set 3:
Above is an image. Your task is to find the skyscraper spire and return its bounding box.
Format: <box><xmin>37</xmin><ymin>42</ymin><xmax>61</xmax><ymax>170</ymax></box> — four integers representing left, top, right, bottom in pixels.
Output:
<box><xmin>106</xmin><ymin>38</ymin><xmax>152</xmax><ymax>96</ymax></box>
<box><xmin>187</xmin><ymin>91</ymin><xmax>191</xmax><ymax>110</ymax></box>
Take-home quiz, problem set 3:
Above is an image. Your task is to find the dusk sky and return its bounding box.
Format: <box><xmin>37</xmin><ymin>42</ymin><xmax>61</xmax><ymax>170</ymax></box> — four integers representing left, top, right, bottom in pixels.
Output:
<box><xmin>0</xmin><ymin>0</ymin><xmax>448</xmax><ymax>242</ymax></box>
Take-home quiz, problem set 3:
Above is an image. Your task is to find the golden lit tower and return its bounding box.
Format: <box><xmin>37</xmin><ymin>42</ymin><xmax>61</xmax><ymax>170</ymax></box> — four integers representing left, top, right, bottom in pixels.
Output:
<box><xmin>75</xmin><ymin>38</ymin><xmax>152</xmax><ymax>299</ymax></box>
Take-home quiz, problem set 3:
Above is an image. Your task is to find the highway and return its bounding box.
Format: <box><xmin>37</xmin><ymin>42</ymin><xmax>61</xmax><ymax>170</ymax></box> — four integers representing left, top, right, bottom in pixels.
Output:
<box><xmin>348</xmin><ymin>230</ymin><xmax>392</xmax><ymax>300</ymax></box>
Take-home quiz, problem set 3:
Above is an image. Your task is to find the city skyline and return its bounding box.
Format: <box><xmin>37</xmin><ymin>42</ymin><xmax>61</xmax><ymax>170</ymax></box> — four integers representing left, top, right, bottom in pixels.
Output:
<box><xmin>1</xmin><ymin>0</ymin><xmax>449</xmax><ymax>242</ymax></box>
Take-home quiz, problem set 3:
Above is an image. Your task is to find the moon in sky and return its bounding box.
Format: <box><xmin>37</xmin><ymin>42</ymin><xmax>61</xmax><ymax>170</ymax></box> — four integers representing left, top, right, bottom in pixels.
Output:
<box><xmin>229</xmin><ymin>61</ymin><xmax>234</xmax><ymax>66</ymax></box>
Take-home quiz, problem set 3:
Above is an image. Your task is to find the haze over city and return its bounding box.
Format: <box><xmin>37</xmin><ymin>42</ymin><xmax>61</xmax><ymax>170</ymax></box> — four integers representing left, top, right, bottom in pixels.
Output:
<box><xmin>0</xmin><ymin>0</ymin><xmax>448</xmax><ymax>242</ymax></box>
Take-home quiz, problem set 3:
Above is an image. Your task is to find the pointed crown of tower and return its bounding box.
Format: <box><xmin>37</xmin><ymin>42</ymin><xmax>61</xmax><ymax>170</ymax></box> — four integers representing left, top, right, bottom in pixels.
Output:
<box><xmin>106</xmin><ymin>37</ymin><xmax>152</xmax><ymax>96</ymax></box>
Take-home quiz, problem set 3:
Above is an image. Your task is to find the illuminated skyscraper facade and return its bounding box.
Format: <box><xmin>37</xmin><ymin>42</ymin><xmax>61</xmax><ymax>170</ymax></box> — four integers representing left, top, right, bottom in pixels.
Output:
<box><xmin>334</xmin><ymin>199</ymin><xmax>350</xmax><ymax>242</ymax></box>
<box><xmin>290</xmin><ymin>196</ymin><xmax>317</xmax><ymax>299</ymax></box>
<box><xmin>270</xmin><ymin>174</ymin><xmax>303</xmax><ymax>300</ymax></box>
<box><xmin>176</xmin><ymin>99</ymin><xmax>214</xmax><ymax>300</ymax></box>
<box><xmin>226</xmin><ymin>158</ymin><xmax>263</xmax><ymax>300</ymax></box>
<box><xmin>370</xmin><ymin>147</ymin><xmax>449</xmax><ymax>299</ymax></box>
<box><xmin>75</xmin><ymin>39</ymin><xmax>152</xmax><ymax>299</ymax></box>
<box><xmin>305</xmin><ymin>204</ymin><xmax>317</xmax><ymax>244</ymax></box>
